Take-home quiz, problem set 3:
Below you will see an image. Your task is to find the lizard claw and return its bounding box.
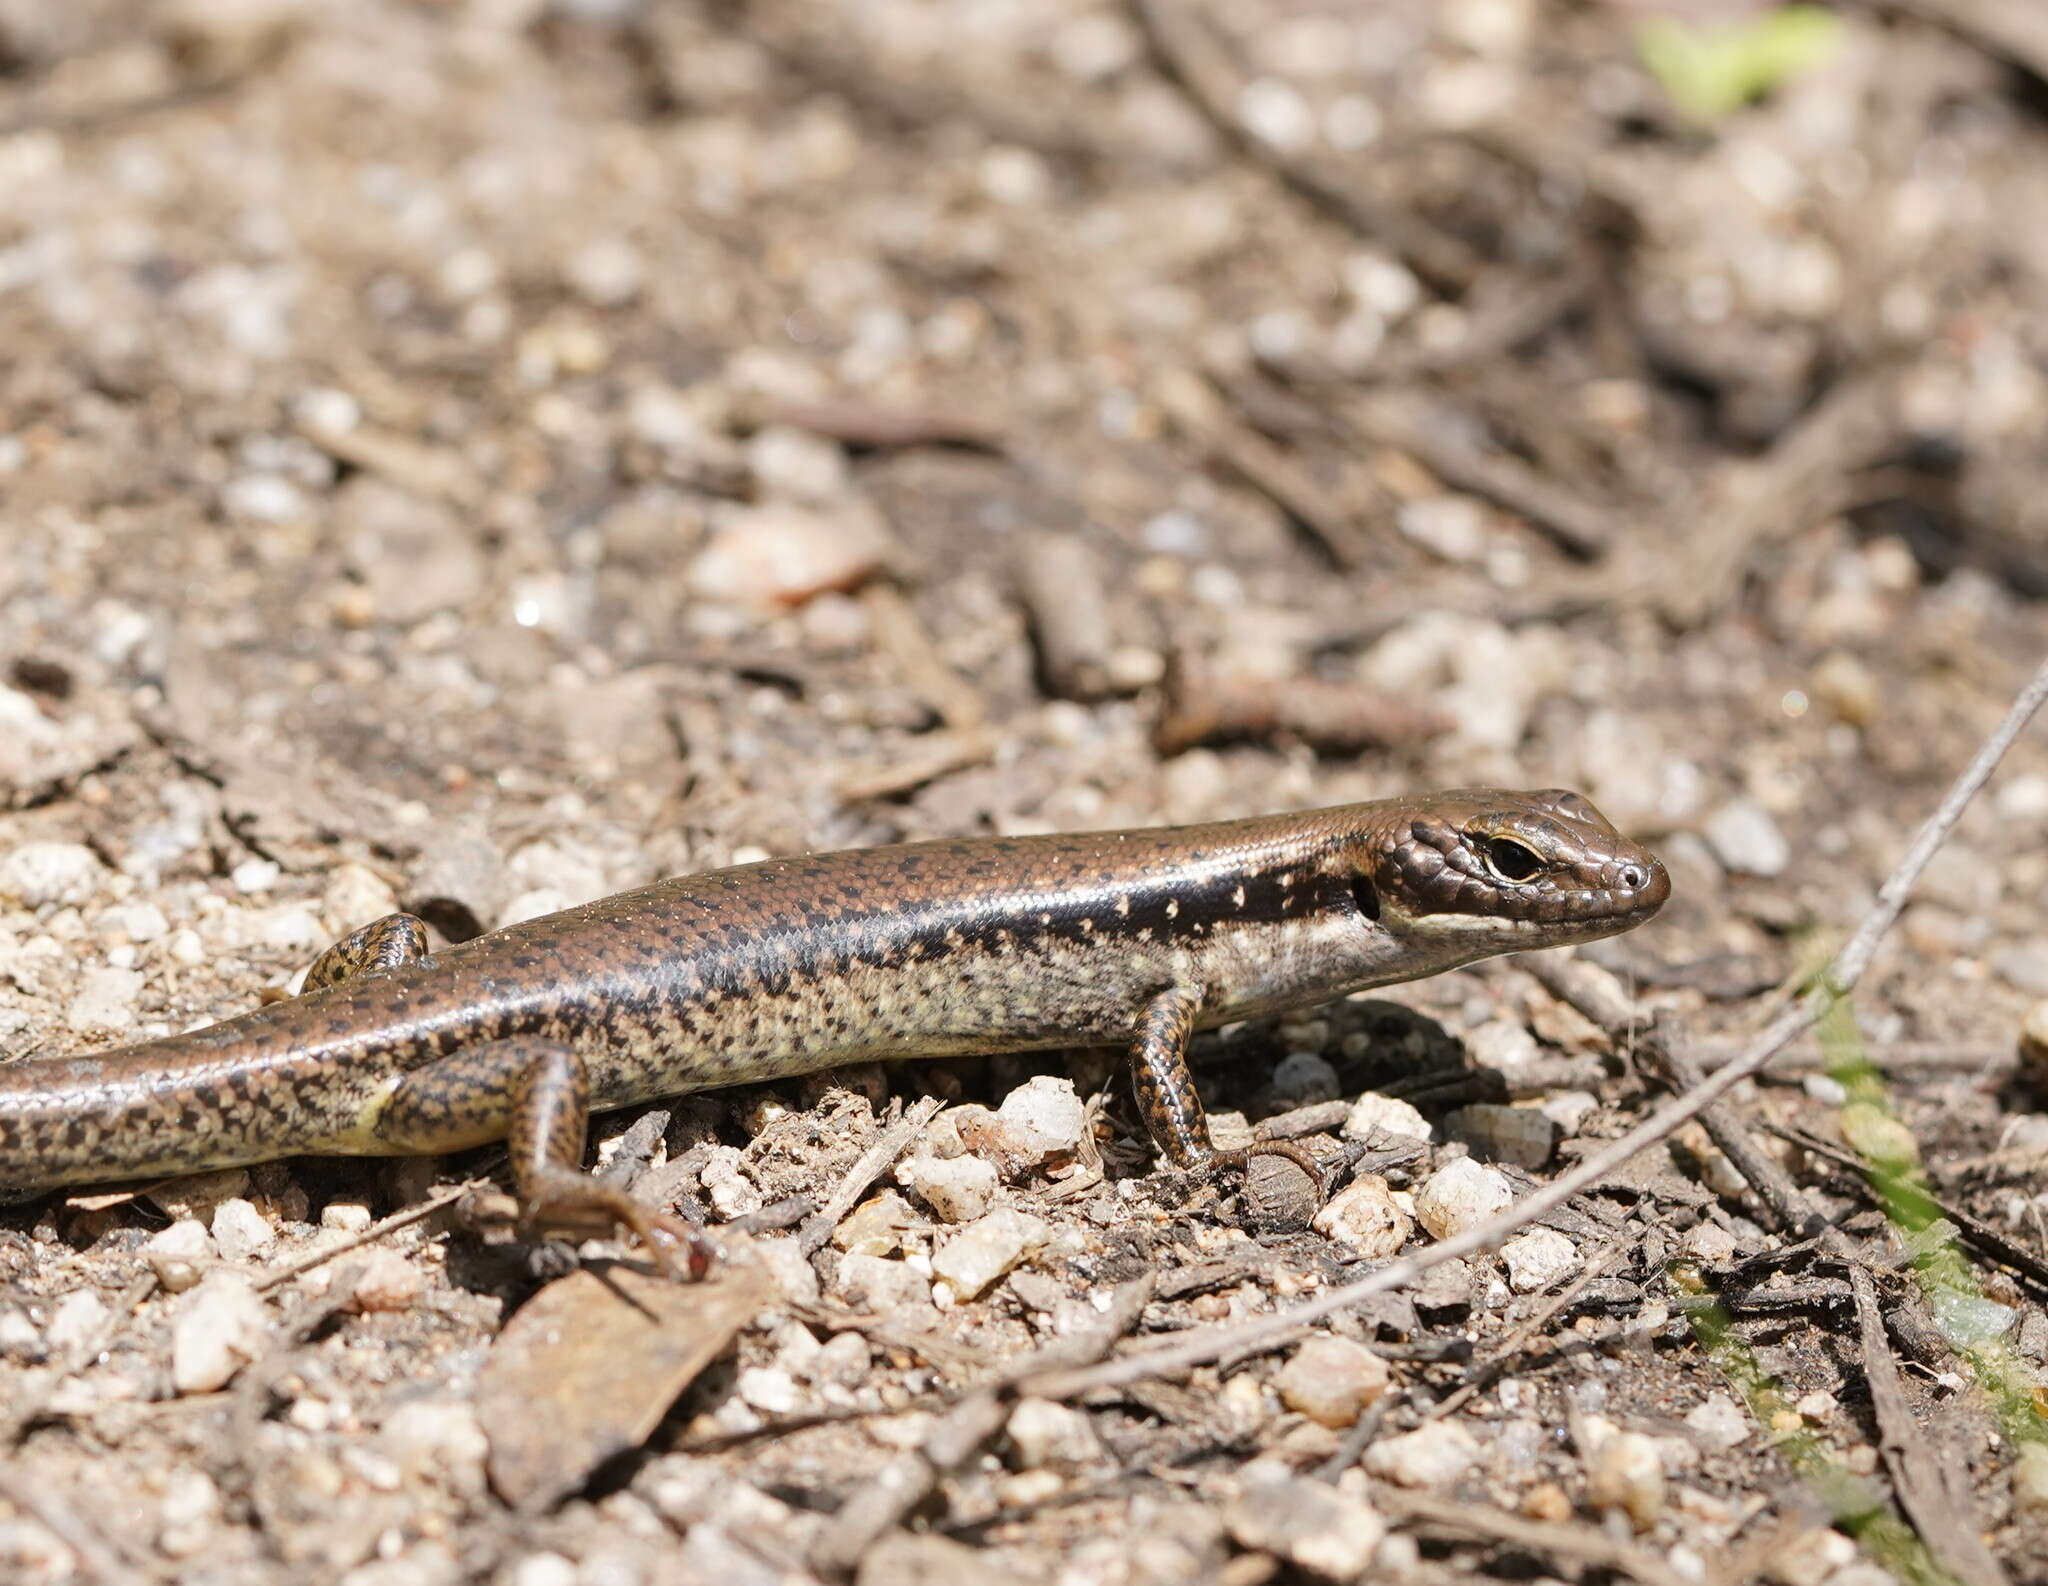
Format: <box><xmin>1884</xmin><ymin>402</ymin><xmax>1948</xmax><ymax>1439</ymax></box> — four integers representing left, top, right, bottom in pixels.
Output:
<box><xmin>517</xmin><ymin>1177</ymin><xmax>718</xmax><ymax>1280</ymax></box>
<box><xmin>625</xmin><ymin>1206</ymin><xmax>718</xmax><ymax>1281</ymax></box>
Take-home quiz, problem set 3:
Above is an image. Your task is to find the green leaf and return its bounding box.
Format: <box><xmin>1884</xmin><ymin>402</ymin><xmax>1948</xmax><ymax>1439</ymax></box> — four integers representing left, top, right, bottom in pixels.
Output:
<box><xmin>1636</xmin><ymin>5</ymin><xmax>1844</xmax><ymax>123</ymax></box>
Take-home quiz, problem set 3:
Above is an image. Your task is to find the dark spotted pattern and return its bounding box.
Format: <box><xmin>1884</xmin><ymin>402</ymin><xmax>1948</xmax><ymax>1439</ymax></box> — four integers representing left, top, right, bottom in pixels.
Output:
<box><xmin>1127</xmin><ymin>984</ymin><xmax>1210</xmax><ymax>1167</ymax></box>
<box><xmin>302</xmin><ymin>913</ymin><xmax>429</xmax><ymax>992</ymax></box>
<box><xmin>0</xmin><ymin>790</ymin><xmax>1667</xmax><ymax>1191</ymax></box>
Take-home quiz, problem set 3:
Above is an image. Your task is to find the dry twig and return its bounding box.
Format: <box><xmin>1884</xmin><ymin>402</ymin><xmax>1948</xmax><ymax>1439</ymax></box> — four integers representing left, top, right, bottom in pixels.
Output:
<box><xmin>1153</xmin><ymin>649</ymin><xmax>1450</xmax><ymax>757</ymax></box>
<box><xmin>1380</xmin><ymin>1487</ymin><xmax>1694</xmax><ymax>1586</ymax></box>
<box><xmin>1340</xmin><ymin>388</ymin><xmax>1620</xmax><ymax>559</ymax></box>
<box><xmin>797</xmin><ymin>1096</ymin><xmax>944</xmax><ymax>1255</ymax></box>
<box><xmin>1015</xmin><ymin>534</ymin><xmax>1116</xmax><ymax>699</ymax></box>
<box><xmin>1125</xmin><ymin>0</ymin><xmax>1482</xmax><ymax>293</ymax></box>
<box><xmin>0</xmin><ymin>1468</ymin><xmax>154</xmax><ymax>1586</ymax></box>
<box><xmin>254</xmin><ymin>1180</ymin><xmax>483</xmax><ymax>1294</ymax></box>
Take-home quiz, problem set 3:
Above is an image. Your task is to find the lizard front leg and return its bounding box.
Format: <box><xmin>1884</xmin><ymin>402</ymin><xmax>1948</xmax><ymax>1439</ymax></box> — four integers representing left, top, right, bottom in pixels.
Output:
<box><xmin>1128</xmin><ymin>983</ymin><xmax>1330</xmax><ymax>1189</ymax></box>
<box><xmin>1128</xmin><ymin>984</ymin><xmax>1213</xmax><ymax>1167</ymax></box>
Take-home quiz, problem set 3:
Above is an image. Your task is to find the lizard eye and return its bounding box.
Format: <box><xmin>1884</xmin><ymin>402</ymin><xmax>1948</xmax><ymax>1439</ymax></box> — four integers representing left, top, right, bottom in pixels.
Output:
<box><xmin>1483</xmin><ymin>837</ymin><xmax>1542</xmax><ymax>883</ymax></box>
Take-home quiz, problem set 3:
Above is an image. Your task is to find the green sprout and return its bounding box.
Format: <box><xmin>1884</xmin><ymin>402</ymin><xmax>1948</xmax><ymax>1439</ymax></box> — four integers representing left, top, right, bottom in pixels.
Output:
<box><xmin>1636</xmin><ymin>6</ymin><xmax>1844</xmax><ymax>123</ymax></box>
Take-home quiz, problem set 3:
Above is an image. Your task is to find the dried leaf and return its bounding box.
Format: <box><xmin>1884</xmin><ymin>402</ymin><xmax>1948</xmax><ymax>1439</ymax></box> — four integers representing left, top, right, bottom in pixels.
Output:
<box><xmin>479</xmin><ymin>1261</ymin><xmax>768</xmax><ymax>1510</ymax></box>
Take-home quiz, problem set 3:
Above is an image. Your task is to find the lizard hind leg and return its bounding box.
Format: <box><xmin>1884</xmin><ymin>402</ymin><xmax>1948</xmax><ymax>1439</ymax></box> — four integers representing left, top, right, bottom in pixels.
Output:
<box><xmin>302</xmin><ymin>913</ymin><xmax>431</xmax><ymax>992</ymax></box>
<box><xmin>373</xmin><ymin>1036</ymin><xmax>712</xmax><ymax>1279</ymax></box>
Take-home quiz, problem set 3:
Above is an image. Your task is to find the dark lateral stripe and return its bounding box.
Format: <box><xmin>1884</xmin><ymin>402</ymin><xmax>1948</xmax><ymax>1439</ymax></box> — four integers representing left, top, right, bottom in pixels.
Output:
<box><xmin>645</xmin><ymin>859</ymin><xmax>1351</xmax><ymax>1004</ymax></box>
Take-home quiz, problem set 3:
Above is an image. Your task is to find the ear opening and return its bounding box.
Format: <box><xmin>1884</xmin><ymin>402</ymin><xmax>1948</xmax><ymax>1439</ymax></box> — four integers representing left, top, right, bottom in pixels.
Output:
<box><xmin>1351</xmin><ymin>873</ymin><xmax>1381</xmax><ymax>920</ymax></box>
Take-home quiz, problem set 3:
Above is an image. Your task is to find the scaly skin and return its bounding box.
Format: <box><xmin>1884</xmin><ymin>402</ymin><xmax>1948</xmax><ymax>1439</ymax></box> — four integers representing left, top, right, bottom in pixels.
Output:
<box><xmin>0</xmin><ymin>789</ymin><xmax>1668</xmax><ymax>1244</ymax></box>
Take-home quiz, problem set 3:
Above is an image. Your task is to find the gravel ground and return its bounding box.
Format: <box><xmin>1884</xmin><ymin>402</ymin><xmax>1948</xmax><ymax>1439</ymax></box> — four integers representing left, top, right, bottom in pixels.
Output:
<box><xmin>4</xmin><ymin>2</ymin><xmax>2048</xmax><ymax>1583</ymax></box>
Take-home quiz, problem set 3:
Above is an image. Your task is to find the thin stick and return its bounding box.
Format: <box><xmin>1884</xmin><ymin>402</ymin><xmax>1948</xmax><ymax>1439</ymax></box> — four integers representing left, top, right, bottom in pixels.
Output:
<box><xmin>0</xmin><ymin>1468</ymin><xmax>154</xmax><ymax>1586</ymax></box>
<box><xmin>1379</xmin><ymin>1488</ymin><xmax>1694</xmax><ymax>1586</ymax></box>
<box><xmin>253</xmin><ymin>1181</ymin><xmax>481</xmax><ymax>1294</ymax></box>
<box><xmin>797</xmin><ymin>1096</ymin><xmax>943</xmax><ymax>1255</ymax></box>
<box><xmin>1027</xmin><ymin>654</ymin><xmax>2048</xmax><ymax>1400</ymax></box>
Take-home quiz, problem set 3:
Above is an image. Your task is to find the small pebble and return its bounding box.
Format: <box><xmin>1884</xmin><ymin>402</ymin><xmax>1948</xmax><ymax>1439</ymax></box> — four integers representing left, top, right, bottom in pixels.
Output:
<box><xmin>349</xmin><ymin>1250</ymin><xmax>426</xmax><ymax>1313</ymax></box>
<box><xmin>95</xmin><ymin>901</ymin><xmax>169</xmax><ymax>945</ymax></box>
<box><xmin>508</xmin><ymin>1555</ymin><xmax>578</xmax><ymax>1586</ymax></box>
<box><xmin>1702</xmin><ymin>800</ymin><xmax>1791</xmax><ymax>878</ymax></box>
<box><xmin>222</xmin><ymin>473</ymin><xmax>303</xmax><ymax>524</ymax></box>
<box><xmin>1586</xmin><ymin>1428</ymin><xmax>1665</xmax><ymax>1529</ymax></box>
<box><xmin>700</xmin><ymin>1145</ymin><xmax>764</xmax><ymax>1219</ymax></box>
<box><xmin>746</xmin><ymin>426</ymin><xmax>849</xmax><ymax>502</ymax></box>
<box><xmin>833</xmin><ymin>1251</ymin><xmax>930</xmax><ymax>1313</ymax></box>
<box><xmin>1809</xmin><ymin>651</ymin><xmax>1880</xmax><ymax>726</ymax></box>
<box><xmin>814</xmin><ymin>1331</ymin><xmax>871</xmax><ymax>1386</ymax></box>
<box><xmin>735</xmin><ymin>1366</ymin><xmax>802</xmax><ymax>1415</ymax></box>
<box><xmin>1342</xmin><ymin>1093</ymin><xmax>1432</xmax><ymax>1143</ymax></box>
<box><xmin>1684</xmin><ymin>1221</ymin><xmax>1742</xmax><ymax>1264</ymax></box>
<box><xmin>1465</xmin><ymin>1019</ymin><xmax>1540</xmax><ymax>1070</ymax></box>
<box><xmin>2013</xmin><ymin>1444</ymin><xmax>2048</xmax><ymax>1515</ymax></box>
<box><xmin>1683</xmin><ymin>1393</ymin><xmax>1749</xmax><ymax>1450</ymax></box>
<box><xmin>687</xmin><ymin>502</ymin><xmax>890</xmax><ymax>612</ymax></box>
<box><xmin>1273</xmin><ymin>1336</ymin><xmax>1391</xmax><ymax>1428</ymax></box>
<box><xmin>1414</xmin><ymin>1158</ymin><xmax>1516</xmax><ymax>1239</ymax></box>
<box><xmin>294</xmin><ymin>386</ymin><xmax>361</xmax><ymax>437</ymax></box>
<box><xmin>1362</xmin><ymin>1421</ymin><xmax>1478</xmax><ymax>1489</ymax></box>
<box><xmin>931</xmin><ymin>1208</ymin><xmax>1049</xmax><ymax>1304</ymax></box>
<box><xmin>752</xmin><ymin>1235</ymin><xmax>821</xmax><ymax>1307</ymax></box>
<box><xmin>171</xmin><ymin>1273</ymin><xmax>269</xmax><ymax>1394</ymax></box>
<box><xmin>1006</xmin><ymin>1397</ymin><xmax>1103</xmax><ymax>1470</ymax></box>
<box><xmin>230</xmin><ymin>857</ymin><xmax>282</xmax><ymax>895</ymax></box>
<box><xmin>322</xmin><ymin>865</ymin><xmax>400</xmax><ymax>933</ymax></box>
<box><xmin>321</xmin><ymin>1201</ymin><xmax>375</xmax><ymax>1233</ymax></box>
<box><xmin>0</xmin><ymin>842</ymin><xmax>104</xmax><ymax>907</ymax></box>
<box><xmin>994</xmin><ymin>1075</ymin><xmax>1087</xmax><ymax>1161</ymax></box>
<box><xmin>1396</xmin><ymin>495</ymin><xmax>1488</xmax><ymax>562</ymax></box>
<box><xmin>896</xmin><ymin>1153</ymin><xmax>998</xmax><ymax>1222</ymax></box>
<box><xmin>155</xmin><ymin>1468</ymin><xmax>221</xmax><ymax>1558</ymax></box>
<box><xmin>1500</xmin><ymin>1227</ymin><xmax>1581</xmax><ymax>1293</ymax></box>
<box><xmin>1996</xmin><ymin>948</ymin><xmax>2048</xmax><ymax>997</ymax></box>
<box><xmin>1311</xmin><ymin>1174</ymin><xmax>1411</xmax><ymax>1258</ymax></box>
<box><xmin>1269</xmin><ymin>1051</ymin><xmax>1341</xmax><ymax>1105</ymax></box>
<box><xmin>1445</xmin><ymin>1104</ymin><xmax>1558</xmax><ymax>1169</ymax></box>
<box><xmin>1236</xmin><ymin>77</ymin><xmax>1315</xmax><ymax>152</ymax></box>
<box><xmin>67</xmin><ymin>966</ymin><xmax>146</xmax><ymax>1035</ymax></box>
<box><xmin>833</xmin><ymin>1189</ymin><xmax>917</xmax><ymax>1257</ymax></box>
<box><xmin>46</xmin><ymin>1290</ymin><xmax>110</xmax><ymax>1354</ymax></box>
<box><xmin>2022</xmin><ymin>1001</ymin><xmax>2048</xmax><ymax>1086</ymax></box>
<box><xmin>979</xmin><ymin>144</ymin><xmax>1054</xmax><ymax>206</ymax></box>
<box><xmin>1766</xmin><ymin>1528</ymin><xmax>1859</xmax><ymax>1586</ymax></box>
<box><xmin>209</xmin><ymin>1197</ymin><xmax>277</xmax><ymax>1261</ymax></box>
<box><xmin>380</xmin><ymin>1400</ymin><xmax>488</xmax><ymax>1492</ymax></box>
<box><xmin>1539</xmin><ymin>1090</ymin><xmax>1599</xmax><ymax>1133</ymax></box>
<box><xmin>1224</xmin><ymin>1466</ymin><xmax>1386</xmax><ymax>1580</ymax></box>
<box><xmin>1412</xmin><ymin>1259</ymin><xmax>1473</xmax><ymax>1321</ymax></box>
<box><xmin>563</xmin><ymin>236</ymin><xmax>644</xmax><ymax>307</ymax></box>
<box><xmin>0</xmin><ymin>1307</ymin><xmax>43</xmax><ymax>1362</ymax></box>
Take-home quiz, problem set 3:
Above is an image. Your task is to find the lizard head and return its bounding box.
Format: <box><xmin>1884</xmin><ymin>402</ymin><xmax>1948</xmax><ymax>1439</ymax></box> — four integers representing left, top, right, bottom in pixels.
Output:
<box><xmin>1352</xmin><ymin>788</ymin><xmax>1669</xmax><ymax>951</ymax></box>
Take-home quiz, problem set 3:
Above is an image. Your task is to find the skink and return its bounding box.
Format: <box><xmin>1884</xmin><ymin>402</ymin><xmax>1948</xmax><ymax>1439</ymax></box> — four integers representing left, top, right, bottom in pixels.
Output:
<box><xmin>0</xmin><ymin>788</ymin><xmax>1667</xmax><ymax>1270</ymax></box>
